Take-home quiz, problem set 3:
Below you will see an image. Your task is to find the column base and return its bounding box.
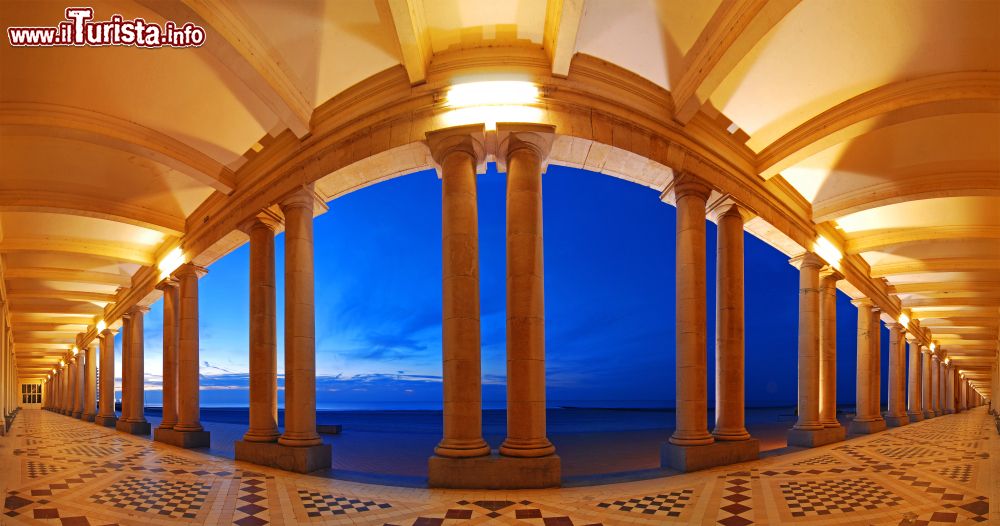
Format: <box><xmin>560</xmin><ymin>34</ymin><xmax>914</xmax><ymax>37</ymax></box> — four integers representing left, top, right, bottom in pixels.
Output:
<box><xmin>661</xmin><ymin>438</ymin><xmax>759</xmax><ymax>472</ymax></box>
<box><xmin>428</xmin><ymin>453</ymin><xmax>561</xmax><ymax>489</ymax></box>
<box><xmin>884</xmin><ymin>414</ymin><xmax>909</xmax><ymax>427</ymax></box>
<box><xmin>154</xmin><ymin>428</ymin><xmax>211</xmax><ymax>448</ymax></box>
<box><xmin>907</xmin><ymin>411</ymin><xmax>924</xmax><ymax>422</ymax></box>
<box><xmin>235</xmin><ymin>440</ymin><xmax>331</xmax><ymax>474</ymax></box>
<box><xmin>116</xmin><ymin>420</ymin><xmax>151</xmax><ymax>435</ymax></box>
<box><xmin>847</xmin><ymin>419</ymin><xmax>887</xmax><ymax>435</ymax></box>
<box><xmin>71</xmin><ymin>411</ymin><xmax>82</xmax><ymax>419</ymax></box>
<box><xmin>94</xmin><ymin>415</ymin><xmax>117</xmax><ymax>427</ymax></box>
<box><xmin>943</xmin><ymin>409</ymin><xmax>955</xmax><ymax>414</ymax></box>
<box><xmin>81</xmin><ymin>413</ymin><xmax>96</xmax><ymax>423</ymax></box>
<box><xmin>923</xmin><ymin>410</ymin><xmax>936</xmax><ymax>419</ymax></box>
<box><xmin>787</xmin><ymin>426</ymin><xmax>846</xmax><ymax>448</ymax></box>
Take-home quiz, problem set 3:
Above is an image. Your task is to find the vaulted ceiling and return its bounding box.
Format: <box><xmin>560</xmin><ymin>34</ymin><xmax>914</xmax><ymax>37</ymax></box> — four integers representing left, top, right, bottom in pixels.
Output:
<box><xmin>1</xmin><ymin>0</ymin><xmax>997</xmax><ymax>397</ymax></box>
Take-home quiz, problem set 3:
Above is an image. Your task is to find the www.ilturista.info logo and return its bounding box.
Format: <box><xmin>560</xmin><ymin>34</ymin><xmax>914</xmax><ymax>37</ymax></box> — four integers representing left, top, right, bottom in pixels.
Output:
<box><xmin>7</xmin><ymin>7</ymin><xmax>206</xmax><ymax>48</ymax></box>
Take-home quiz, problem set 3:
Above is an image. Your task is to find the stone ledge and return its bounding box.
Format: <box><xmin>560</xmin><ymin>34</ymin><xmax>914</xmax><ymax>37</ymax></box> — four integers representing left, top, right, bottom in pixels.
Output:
<box><xmin>94</xmin><ymin>415</ymin><xmax>117</xmax><ymax>427</ymax></box>
<box><xmin>428</xmin><ymin>453</ymin><xmax>561</xmax><ymax>489</ymax></box>
<box><xmin>661</xmin><ymin>438</ymin><xmax>759</xmax><ymax>472</ymax></box>
<box><xmin>235</xmin><ymin>440</ymin><xmax>331</xmax><ymax>474</ymax></box>
<box><xmin>154</xmin><ymin>428</ymin><xmax>211</xmax><ymax>449</ymax></box>
<box><xmin>923</xmin><ymin>411</ymin><xmax>936</xmax><ymax>419</ymax></box>
<box><xmin>788</xmin><ymin>425</ymin><xmax>847</xmax><ymax>447</ymax></box>
<box><xmin>847</xmin><ymin>419</ymin><xmax>887</xmax><ymax>436</ymax></box>
<box><xmin>115</xmin><ymin>420</ymin><xmax>151</xmax><ymax>436</ymax></box>
<box><xmin>81</xmin><ymin>414</ymin><xmax>96</xmax><ymax>423</ymax></box>
<box><xmin>884</xmin><ymin>414</ymin><xmax>910</xmax><ymax>427</ymax></box>
<box><xmin>907</xmin><ymin>411</ymin><xmax>924</xmax><ymax>422</ymax></box>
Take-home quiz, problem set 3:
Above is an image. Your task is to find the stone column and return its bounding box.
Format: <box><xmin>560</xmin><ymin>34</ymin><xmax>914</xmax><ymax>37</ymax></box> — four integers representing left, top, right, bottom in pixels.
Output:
<box><xmin>278</xmin><ymin>188</ymin><xmax>321</xmax><ymax>449</ymax></box>
<box><xmin>818</xmin><ymin>268</ymin><xmax>842</xmax><ymax>429</ymax></box>
<box><xmin>870</xmin><ymin>308</ymin><xmax>883</xmax><ymax>423</ymax></box>
<box><xmin>499</xmin><ymin>128</ymin><xmax>557</xmax><ymax>460</ymax></box>
<box><xmin>83</xmin><ymin>345</ymin><xmax>97</xmax><ymax>421</ymax></box>
<box><xmin>165</xmin><ymin>263</ymin><xmax>211</xmax><ymax>448</ymax></box>
<box><xmin>931</xmin><ymin>354</ymin><xmax>941</xmax><ymax>416</ymax></box>
<box><xmin>117</xmin><ymin>307</ymin><xmax>150</xmax><ymax>435</ymax></box>
<box><xmin>788</xmin><ymin>252</ymin><xmax>825</xmax><ymax>447</ymax></box>
<box><xmin>907</xmin><ymin>341</ymin><xmax>923</xmax><ymax>422</ymax></box>
<box><xmin>922</xmin><ymin>349</ymin><xmax>934</xmax><ymax>418</ymax></box>
<box><xmin>70</xmin><ymin>355</ymin><xmax>81</xmax><ymax>418</ymax></box>
<box><xmin>157</xmin><ymin>279</ymin><xmax>180</xmax><ymax>431</ymax></box>
<box><xmin>427</xmin><ymin>127</ymin><xmax>490</xmax><ymax>459</ymax></box>
<box><xmin>960</xmin><ymin>377</ymin><xmax>967</xmax><ymax>411</ymax></box>
<box><xmin>96</xmin><ymin>329</ymin><xmax>117</xmax><ymax>426</ymax></box>
<box><xmin>242</xmin><ymin>214</ymin><xmax>281</xmax><ymax>443</ymax></box>
<box><xmin>884</xmin><ymin>323</ymin><xmax>908</xmax><ymax>427</ymax></box>
<box><xmin>850</xmin><ymin>300</ymin><xmax>874</xmax><ymax>432</ymax></box>
<box><xmin>712</xmin><ymin>203</ymin><xmax>751</xmax><ymax>441</ymax></box>
<box><xmin>940</xmin><ymin>360</ymin><xmax>950</xmax><ymax>414</ymax></box>
<box><xmin>668</xmin><ymin>173</ymin><xmax>715</xmax><ymax>448</ymax></box>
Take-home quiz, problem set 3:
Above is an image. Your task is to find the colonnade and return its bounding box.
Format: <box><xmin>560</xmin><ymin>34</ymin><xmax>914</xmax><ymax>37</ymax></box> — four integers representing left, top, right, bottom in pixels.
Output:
<box><xmin>2</xmin><ymin>305</ymin><xmax>16</xmax><ymax>435</ymax></box>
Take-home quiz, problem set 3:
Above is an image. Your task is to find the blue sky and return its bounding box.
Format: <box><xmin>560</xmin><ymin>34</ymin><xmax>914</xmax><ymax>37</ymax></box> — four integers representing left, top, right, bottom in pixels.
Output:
<box><xmin>119</xmin><ymin>164</ymin><xmax>890</xmax><ymax>409</ymax></box>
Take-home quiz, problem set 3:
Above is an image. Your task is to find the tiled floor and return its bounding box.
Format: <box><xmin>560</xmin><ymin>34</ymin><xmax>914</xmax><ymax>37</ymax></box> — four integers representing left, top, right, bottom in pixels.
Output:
<box><xmin>0</xmin><ymin>408</ymin><xmax>995</xmax><ymax>525</ymax></box>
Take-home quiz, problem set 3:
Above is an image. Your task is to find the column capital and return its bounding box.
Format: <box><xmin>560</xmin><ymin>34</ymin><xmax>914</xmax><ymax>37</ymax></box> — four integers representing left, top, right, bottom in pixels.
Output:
<box><xmin>173</xmin><ymin>262</ymin><xmax>208</xmax><ymax>280</ymax></box>
<box><xmin>278</xmin><ymin>183</ymin><xmax>325</xmax><ymax>212</ymax></box>
<box><xmin>100</xmin><ymin>328</ymin><xmax>116</xmax><ymax>338</ymax></box>
<box><xmin>155</xmin><ymin>276</ymin><xmax>180</xmax><ymax>291</ymax></box>
<box><xmin>706</xmin><ymin>196</ymin><xmax>755</xmax><ymax>223</ymax></box>
<box><xmin>127</xmin><ymin>305</ymin><xmax>151</xmax><ymax>316</ymax></box>
<box><xmin>238</xmin><ymin>209</ymin><xmax>284</xmax><ymax>235</ymax></box>
<box><xmin>789</xmin><ymin>251</ymin><xmax>825</xmax><ymax>270</ymax></box>
<box><xmin>886</xmin><ymin>322</ymin><xmax>905</xmax><ymax>332</ymax></box>
<box><xmin>425</xmin><ymin>124</ymin><xmax>486</xmax><ymax>170</ymax></box>
<box><xmin>661</xmin><ymin>171</ymin><xmax>713</xmax><ymax>203</ymax></box>
<box><xmin>819</xmin><ymin>266</ymin><xmax>844</xmax><ymax>284</ymax></box>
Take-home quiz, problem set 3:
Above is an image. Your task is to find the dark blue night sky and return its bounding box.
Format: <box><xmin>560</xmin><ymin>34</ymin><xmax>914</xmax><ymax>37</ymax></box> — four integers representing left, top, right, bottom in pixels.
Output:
<box><xmin>128</xmin><ymin>164</ymin><xmax>891</xmax><ymax>409</ymax></box>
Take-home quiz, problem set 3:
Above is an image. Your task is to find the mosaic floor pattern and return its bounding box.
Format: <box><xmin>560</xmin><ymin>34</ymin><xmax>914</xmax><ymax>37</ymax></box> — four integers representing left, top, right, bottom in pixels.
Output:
<box><xmin>0</xmin><ymin>408</ymin><xmax>995</xmax><ymax>525</ymax></box>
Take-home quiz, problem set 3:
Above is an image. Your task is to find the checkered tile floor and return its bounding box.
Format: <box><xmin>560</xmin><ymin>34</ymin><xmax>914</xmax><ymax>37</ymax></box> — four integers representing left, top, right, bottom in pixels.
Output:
<box><xmin>1</xmin><ymin>407</ymin><xmax>994</xmax><ymax>525</ymax></box>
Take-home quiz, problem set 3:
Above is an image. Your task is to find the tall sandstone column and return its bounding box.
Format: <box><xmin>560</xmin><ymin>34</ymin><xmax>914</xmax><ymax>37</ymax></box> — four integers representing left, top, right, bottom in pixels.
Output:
<box><xmin>787</xmin><ymin>252</ymin><xmax>828</xmax><ymax>446</ymax></box>
<box><xmin>870</xmin><ymin>308</ymin><xmax>883</xmax><ymax>423</ymax></box>
<box><xmin>157</xmin><ymin>278</ymin><xmax>180</xmax><ymax>431</ymax></box>
<box><xmin>884</xmin><ymin>323</ymin><xmax>908</xmax><ymax>427</ymax></box>
<box><xmin>117</xmin><ymin>307</ymin><xmax>150</xmax><ymax>435</ymax></box>
<box><xmin>712</xmin><ymin>203</ymin><xmax>752</xmax><ymax>442</ymax></box>
<box><xmin>669</xmin><ymin>173</ymin><xmax>714</xmax><ymax>448</ymax></box>
<box><xmin>428</xmin><ymin>127</ymin><xmax>490</xmax><ymax>460</ymax></box>
<box><xmin>922</xmin><ymin>350</ymin><xmax>934</xmax><ymax>418</ymax></box>
<box><xmin>849</xmin><ymin>300</ymin><xmax>885</xmax><ymax>434</ymax></box>
<box><xmin>96</xmin><ymin>329</ymin><xmax>117</xmax><ymax>426</ymax></box>
<box><xmin>907</xmin><ymin>341</ymin><xmax>923</xmax><ymax>422</ymax></box>
<box><xmin>499</xmin><ymin>128</ymin><xmax>557</xmax><ymax>462</ymax></box>
<box><xmin>818</xmin><ymin>268</ymin><xmax>842</xmax><ymax>429</ymax></box>
<box><xmin>83</xmin><ymin>345</ymin><xmax>97</xmax><ymax>421</ymax></box>
<box><xmin>242</xmin><ymin>214</ymin><xmax>281</xmax><ymax>443</ymax></box>
<box><xmin>166</xmin><ymin>263</ymin><xmax>211</xmax><ymax>448</ymax></box>
<box><xmin>931</xmin><ymin>355</ymin><xmax>941</xmax><ymax>416</ymax></box>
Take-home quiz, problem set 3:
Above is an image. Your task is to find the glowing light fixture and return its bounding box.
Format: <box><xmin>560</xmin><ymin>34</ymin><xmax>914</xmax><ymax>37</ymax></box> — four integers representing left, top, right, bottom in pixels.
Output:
<box><xmin>59</xmin><ymin>359</ymin><xmax>65</xmax><ymax>367</ymax></box>
<box><xmin>930</xmin><ymin>343</ymin><xmax>936</xmax><ymax>351</ymax></box>
<box><xmin>445</xmin><ymin>81</ymin><xmax>539</xmax><ymax>108</ymax></box>
<box><xmin>51</xmin><ymin>368</ymin><xmax>56</xmax><ymax>375</ymax></box>
<box><xmin>96</xmin><ymin>320</ymin><xmax>107</xmax><ymax>332</ymax></box>
<box><xmin>158</xmin><ymin>247</ymin><xmax>184</xmax><ymax>279</ymax></box>
<box><xmin>944</xmin><ymin>358</ymin><xmax>951</xmax><ymax>365</ymax></box>
<box><xmin>898</xmin><ymin>313</ymin><xmax>910</xmax><ymax>326</ymax></box>
<box><xmin>72</xmin><ymin>346</ymin><xmax>79</xmax><ymax>356</ymax></box>
<box><xmin>814</xmin><ymin>235</ymin><xmax>842</xmax><ymax>266</ymax></box>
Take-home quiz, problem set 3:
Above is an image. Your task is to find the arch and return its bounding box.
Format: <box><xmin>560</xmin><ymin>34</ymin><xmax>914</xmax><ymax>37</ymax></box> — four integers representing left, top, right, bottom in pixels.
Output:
<box><xmin>0</xmin><ymin>190</ymin><xmax>185</xmax><ymax>236</ymax></box>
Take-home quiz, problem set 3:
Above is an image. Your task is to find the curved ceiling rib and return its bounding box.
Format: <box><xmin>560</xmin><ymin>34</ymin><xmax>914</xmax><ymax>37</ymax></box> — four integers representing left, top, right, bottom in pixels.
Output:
<box><xmin>0</xmin><ymin>190</ymin><xmax>185</xmax><ymax>236</ymax></box>
<box><xmin>756</xmin><ymin>71</ymin><xmax>1000</xmax><ymax>179</ymax></box>
<box><xmin>845</xmin><ymin>226</ymin><xmax>1000</xmax><ymax>253</ymax></box>
<box><xmin>0</xmin><ymin>237</ymin><xmax>155</xmax><ymax>265</ymax></box>
<box><xmin>812</xmin><ymin>167</ymin><xmax>1000</xmax><ymax>223</ymax></box>
<box><xmin>891</xmin><ymin>282</ymin><xmax>1000</xmax><ymax>294</ymax></box>
<box><xmin>3</xmin><ymin>268</ymin><xmax>132</xmax><ymax>288</ymax></box>
<box><xmin>870</xmin><ymin>258</ymin><xmax>1000</xmax><ymax>277</ymax></box>
<box><xmin>0</xmin><ymin>102</ymin><xmax>236</xmax><ymax>193</ymax></box>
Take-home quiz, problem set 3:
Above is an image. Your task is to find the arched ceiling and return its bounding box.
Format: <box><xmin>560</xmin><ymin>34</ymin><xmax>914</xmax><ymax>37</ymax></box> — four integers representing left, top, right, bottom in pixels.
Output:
<box><xmin>1</xmin><ymin>0</ymin><xmax>997</xmax><ymax>397</ymax></box>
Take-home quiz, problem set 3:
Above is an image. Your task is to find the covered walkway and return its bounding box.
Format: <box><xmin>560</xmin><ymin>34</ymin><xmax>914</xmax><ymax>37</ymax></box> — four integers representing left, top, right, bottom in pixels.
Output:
<box><xmin>2</xmin><ymin>407</ymin><xmax>997</xmax><ymax>525</ymax></box>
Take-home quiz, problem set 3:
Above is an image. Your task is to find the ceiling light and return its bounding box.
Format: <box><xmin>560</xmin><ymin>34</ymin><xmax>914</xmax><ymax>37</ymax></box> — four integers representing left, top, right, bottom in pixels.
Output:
<box><xmin>445</xmin><ymin>81</ymin><xmax>539</xmax><ymax>108</ymax></box>
<box><xmin>72</xmin><ymin>346</ymin><xmax>79</xmax><ymax>356</ymax></box>
<box><xmin>96</xmin><ymin>320</ymin><xmax>106</xmax><ymax>332</ymax></box>
<box><xmin>898</xmin><ymin>313</ymin><xmax>910</xmax><ymax>326</ymax></box>
<box><xmin>930</xmin><ymin>343</ymin><xmax>936</xmax><ymax>351</ymax></box>
<box><xmin>813</xmin><ymin>236</ymin><xmax>842</xmax><ymax>266</ymax></box>
<box><xmin>158</xmin><ymin>247</ymin><xmax>184</xmax><ymax>279</ymax></box>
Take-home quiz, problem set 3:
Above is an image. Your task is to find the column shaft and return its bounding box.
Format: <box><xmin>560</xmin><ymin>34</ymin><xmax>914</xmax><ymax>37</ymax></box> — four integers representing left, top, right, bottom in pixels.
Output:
<box><xmin>885</xmin><ymin>324</ymin><xmax>908</xmax><ymax>425</ymax></box>
<box><xmin>907</xmin><ymin>342</ymin><xmax>923</xmax><ymax>420</ymax></box>
<box><xmin>931</xmin><ymin>355</ymin><xmax>940</xmax><ymax>415</ymax></box>
<box><xmin>244</xmin><ymin>217</ymin><xmax>281</xmax><ymax>443</ymax></box>
<box><xmin>922</xmin><ymin>351</ymin><xmax>933</xmax><ymax>418</ymax></box>
<box><xmin>120</xmin><ymin>315</ymin><xmax>131</xmax><ymax>419</ymax></box>
<box><xmin>70</xmin><ymin>356</ymin><xmax>80</xmax><ymax>417</ymax></box>
<box><xmin>436</xmin><ymin>145</ymin><xmax>489</xmax><ymax>457</ymax></box>
<box><xmin>124</xmin><ymin>309</ymin><xmax>148</xmax><ymax>424</ymax></box>
<box><xmin>713</xmin><ymin>205</ymin><xmax>750</xmax><ymax>440</ymax></box>
<box><xmin>83</xmin><ymin>345</ymin><xmax>97</xmax><ymax>420</ymax></box>
<box><xmin>97</xmin><ymin>330</ymin><xmax>116</xmax><ymax>422</ymax></box>
<box><xmin>278</xmin><ymin>189</ymin><xmax>322</xmax><ymax>447</ymax></box>
<box><xmin>669</xmin><ymin>174</ymin><xmax>714</xmax><ymax>446</ymax></box>
<box><xmin>870</xmin><ymin>308</ymin><xmax>882</xmax><ymax>421</ymax></box>
<box><xmin>818</xmin><ymin>270</ymin><xmax>840</xmax><ymax>428</ymax></box>
<box><xmin>852</xmin><ymin>301</ymin><xmax>875</xmax><ymax>422</ymax></box>
<box><xmin>792</xmin><ymin>253</ymin><xmax>824</xmax><ymax>431</ymax></box>
<box><xmin>500</xmin><ymin>144</ymin><xmax>555</xmax><ymax>457</ymax></box>
<box><xmin>174</xmin><ymin>264</ymin><xmax>205</xmax><ymax>433</ymax></box>
<box><xmin>159</xmin><ymin>280</ymin><xmax>180</xmax><ymax>430</ymax></box>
